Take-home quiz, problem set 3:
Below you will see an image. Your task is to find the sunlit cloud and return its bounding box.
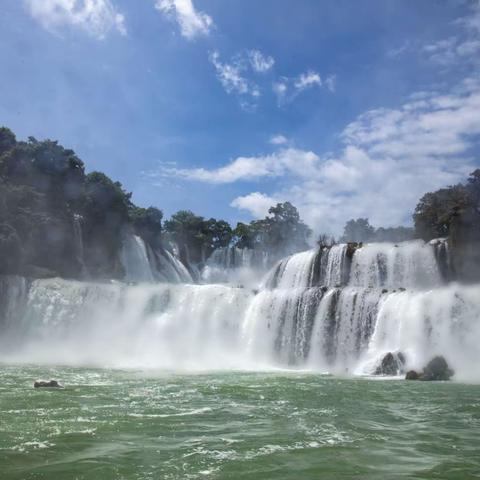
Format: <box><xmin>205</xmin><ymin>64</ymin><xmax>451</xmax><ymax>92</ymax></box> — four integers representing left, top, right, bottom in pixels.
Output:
<box><xmin>155</xmin><ymin>0</ymin><xmax>213</xmax><ymax>39</ymax></box>
<box><xmin>24</xmin><ymin>0</ymin><xmax>126</xmax><ymax>38</ymax></box>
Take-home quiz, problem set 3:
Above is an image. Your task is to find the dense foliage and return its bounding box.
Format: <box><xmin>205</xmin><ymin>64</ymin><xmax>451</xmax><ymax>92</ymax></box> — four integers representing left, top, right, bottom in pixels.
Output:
<box><xmin>413</xmin><ymin>169</ymin><xmax>480</xmax><ymax>281</ymax></box>
<box><xmin>413</xmin><ymin>170</ymin><xmax>480</xmax><ymax>241</ymax></box>
<box><xmin>0</xmin><ymin>127</ymin><xmax>159</xmax><ymax>279</ymax></box>
<box><xmin>164</xmin><ymin>202</ymin><xmax>311</xmax><ymax>264</ymax></box>
<box><xmin>339</xmin><ymin>218</ymin><xmax>414</xmax><ymax>243</ymax></box>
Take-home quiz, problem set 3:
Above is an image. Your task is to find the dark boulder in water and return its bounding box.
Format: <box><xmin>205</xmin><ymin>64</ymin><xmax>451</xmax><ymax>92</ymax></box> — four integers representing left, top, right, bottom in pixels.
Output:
<box><xmin>405</xmin><ymin>356</ymin><xmax>454</xmax><ymax>381</ymax></box>
<box><xmin>421</xmin><ymin>356</ymin><xmax>454</xmax><ymax>381</ymax></box>
<box><xmin>374</xmin><ymin>352</ymin><xmax>406</xmax><ymax>376</ymax></box>
<box><xmin>405</xmin><ymin>370</ymin><xmax>420</xmax><ymax>380</ymax></box>
<box><xmin>34</xmin><ymin>380</ymin><xmax>63</xmax><ymax>389</ymax></box>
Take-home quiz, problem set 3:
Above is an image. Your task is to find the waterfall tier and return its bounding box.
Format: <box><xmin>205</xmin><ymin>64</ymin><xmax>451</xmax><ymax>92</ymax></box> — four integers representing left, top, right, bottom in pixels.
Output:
<box><xmin>201</xmin><ymin>247</ymin><xmax>271</xmax><ymax>286</ymax></box>
<box><xmin>0</xmin><ymin>239</ymin><xmax>478</xmax><ymax>380</ymax></box>
<box><xmin>120</xmin><ymin>233</ymin><xmax>192</xmax><ymax>284</ymax></box>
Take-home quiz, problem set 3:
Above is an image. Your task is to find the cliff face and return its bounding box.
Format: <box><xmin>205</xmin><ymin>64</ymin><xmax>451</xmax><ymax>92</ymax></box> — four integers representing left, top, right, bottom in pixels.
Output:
<box><xmin>450</xmin><ymin>207</ymin><xmax>480</xmax><ymax>283</ymax></box>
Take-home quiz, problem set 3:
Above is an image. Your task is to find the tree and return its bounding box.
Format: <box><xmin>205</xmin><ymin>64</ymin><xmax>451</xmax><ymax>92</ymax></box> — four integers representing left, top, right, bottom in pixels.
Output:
<box><xmin>254</xmin><ymin>202</ymin><xmax>311</xmax><ymax>253</ymax></box>
<box><xmin>203</xmin><ymin>218</ymin><xmax>232</xmax><ymax>251</ymax></box>
<box><xmin>0</xmin><ymin>127</ymin><xmax>16</xmax><ymax>156</ymax></box>
<box><xmin>340</xmin><ymin>218</ymin><xmax>375</xmax><ymax>243</ymax></box>
<box><xmin>413</xmin><ymin>184</ymin><xmax>470</xmax><ymax>240</ymax></box>
<box><xmin>129</xmin><ymin>206</ymin><xmax>163</xmax><ymax>248</ymax></box>
<box><xmin>232</xmin><ymin>222</ymin><xmax>256</xmax><ymax>249</ymax></box>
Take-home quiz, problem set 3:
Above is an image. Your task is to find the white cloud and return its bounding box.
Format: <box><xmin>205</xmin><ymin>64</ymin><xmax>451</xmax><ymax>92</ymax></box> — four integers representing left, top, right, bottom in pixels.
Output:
<box><xmin>270</xmin><ymin>135</ymin><xmax>287</xmax><ymax>145</ymax></box>
<box><xmin>324</xmin><ymin>75</ymin><xmax>336</xmax><ymax>92</ymax></box>
<box><xmin>272</xmin><ymin>81</ymin><xmax>288</xmax><ymax>102</ymax></box>
<box><xmin>160</xmin><ymin>77</ymin><xmax>480</xmax><ymax>235</ymax></box>
<box><xmin>230</xmin><ymin>192</ymin><xmax>281</xmax><ymax>218</ymax></box>
<box><xmin>209</xmin><ymin>51</ymin><xmax>270</xmax><ymax>109</ymax></box>
<box><xmin>24</xmin><ymin>0</ymin><xmax>126</xmax><ymax>38</ymax></box>
<box><xmin>421</xmin><ymin>2</ymin><xmax>480</xmax><ymax>65</ymax></box>
<box><xmin>273</xmin><ymin>70</ymin><xmax>328</xmax><ymax>105</ymax></box>
<box><xmin>210</xmin><ymin>51</ymin><xmax>250</xmax><ymax>95</ymax></box>
<box><xmin>158</xmin><ymin>148</ymin><xmax>318</xmax><ymax>183</ymax></box>
<box><xmin>155</xmin><ymin>0</ymin><xmax>213</xmax><ymax>39</ymax></box>
<box><xmin>248</xmin><ymin>50</ymin><xmax>275</xmax><ymax>73</ymax></box>
<box><xmin>294</xmin><ymin>71</ymin><xmax>322</xmax><ymax>90</ymax></box>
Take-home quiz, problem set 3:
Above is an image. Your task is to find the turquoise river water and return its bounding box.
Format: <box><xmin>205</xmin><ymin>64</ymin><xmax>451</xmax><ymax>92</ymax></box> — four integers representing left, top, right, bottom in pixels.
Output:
<box><xmin>0</xmin><ymin>365</ymin><xmax>479</xmax><ymax>480</ymax></box>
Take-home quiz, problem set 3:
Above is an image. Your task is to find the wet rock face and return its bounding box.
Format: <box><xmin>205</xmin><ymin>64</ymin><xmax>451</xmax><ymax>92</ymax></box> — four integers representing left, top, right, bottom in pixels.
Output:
<box><xmin>405</xmin><ymin>370</ymin><xmax>420</xmax><ymax>380</ymax></box>
<box><xmin>405</xmin><ymin>356</ymin><xmax>454</xmax><ymax>381</ymax></box>
<box><xmin>34</xmin><ymin>380</ymin><xmax>62</xmax><ymax>388</ymax></box>
<box><xmin>374</xmin><ymin>352</ymin><xmax>406</xmax><ymax>376</ymax></box>
<box><xmin>422</xmin><ymin>356</ymin><xmax>454</xmax><ymax>381</ymax></box>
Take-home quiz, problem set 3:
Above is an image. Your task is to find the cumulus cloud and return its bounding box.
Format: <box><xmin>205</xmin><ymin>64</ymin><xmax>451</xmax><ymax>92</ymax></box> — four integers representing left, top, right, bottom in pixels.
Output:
<box><xmin>160</xmin><ymin>77</ymin><xmax>480</xmax><ymax>235</ymax></box>
<box><xmin>158</xmin><ymin>148</ymin><xmax>319</xmax><ymax>184</ymax></box>
<box><xmin>24</xmin><ymin>0</ymin><xmax>126</xmax><ymax>38</ymax></box>
<box><xmin>230</xmin><ymin>192</ymin><xmax>281</xmax><ymax>218</ymax></box>
<box><xmin>155</xmin><ymin>0</ymin><xmax>213</xmax><ymax>39</ymax></box>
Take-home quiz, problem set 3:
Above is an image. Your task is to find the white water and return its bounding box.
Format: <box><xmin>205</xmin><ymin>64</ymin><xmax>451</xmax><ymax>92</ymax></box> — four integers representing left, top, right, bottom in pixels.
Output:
<box><xmin>202</xmin><ymin>247</ymin><xmax>270</xmax><ymax>286</ymax></box>
<box><xmin>72</xmin><ymin>214</ymin><xmax>88</xmax><ymax>278</ymax></box>
<box><xmin>1</xmin><ymin>240</ymin><xmax>479</xmax><ymax>380</ymax></box>
<box><xmin>120</xmin><ymin>234</ymin><xmax>154</xmax><ymax>283</ymax></box>
<box><xmin>349</xmin><ymin>240</ymin><xmax>442</xmax><ymax>288</ymax></box>
<box><xmin>120</xmin><ymin>233</ymin><xmax>192</xmax><ymax>284</ymax></box>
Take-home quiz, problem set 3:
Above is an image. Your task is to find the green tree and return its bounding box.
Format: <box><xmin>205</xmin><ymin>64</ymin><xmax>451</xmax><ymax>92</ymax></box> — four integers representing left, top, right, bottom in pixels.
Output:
<box><xmin>340</xmin><ymin>218</ymin><xmax>375</xmax><ymax>243</ymax></box>
<box><xmin>0</xmin><ymin>127</ymin><xmax>16</xmax><ymax>156</ymax></box>
<box><xmin>129</xmin><ymin>206</ymin><xmax>163</xmax><ymax>248</ymax></box>
<box><xmin>413</xmin><ymin>184</ymin><xmax>470</xmax><ymax>240</ymax></box>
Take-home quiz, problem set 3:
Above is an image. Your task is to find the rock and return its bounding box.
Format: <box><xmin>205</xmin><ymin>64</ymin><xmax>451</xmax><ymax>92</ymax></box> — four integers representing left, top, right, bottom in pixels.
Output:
<box><xmin>21</xmin><ymin>264</ymin><xmax>58</xmax><ymax>279</ymax></box>
<box><xmin>405</xmin><ymin>356</ymin><xmax>454</xmax><ymax>381</ymax></box>
<box><xmin>405</xmin><ymin>370</ymin><xmax>421</xmax><ymax>380</ymax></box>
<box><xmin>34</xmin><ymin>380</ymin><xmax>63</xmax><ymax>389</ymax></box>
<box><xmin>346</xmin><ymin>242</ymin><xmax>360</xmax><ymax>259</ymax></box>
<box><xmin>374</xmin><ymin>352</ymin><xmax>406</xmax><ymax>376</ymax></box>
<box><xmin>421</xmin><ymin>356</ymin><xmax>454</xmax><ymax>381</ymax></box>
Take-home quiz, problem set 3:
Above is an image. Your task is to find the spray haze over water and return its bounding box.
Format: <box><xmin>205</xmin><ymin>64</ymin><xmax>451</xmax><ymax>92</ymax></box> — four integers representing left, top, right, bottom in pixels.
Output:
<box><xmin>1</xmin><ymin>238</ymin><xmax>479</xmax><ymax>382</ymax></box>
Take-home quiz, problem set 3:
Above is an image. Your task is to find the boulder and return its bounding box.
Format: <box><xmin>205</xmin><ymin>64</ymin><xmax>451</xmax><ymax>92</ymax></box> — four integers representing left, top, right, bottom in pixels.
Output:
<box><xmin>405</xmin><ymin>356</ymin><xmax>454</xmax><ymax>381</ymax></box>
<box><xmin>374</xmin><ymin>352</ymin><xmax>406</xmax><ymax>376</ymax></box>
<box><xmin>421</xmin><ymin>356</ymin><xmax>454</xmax><ymax>381</ymax></box>
<box><xmin>405</xmin><ymin>370</ymin><xmax>421</xmax><ymax>380</ymax></box>
<box><xmin>34</xmin><ymin>380</ymin><xmax>63</xmax><ymax>389</ymax></box>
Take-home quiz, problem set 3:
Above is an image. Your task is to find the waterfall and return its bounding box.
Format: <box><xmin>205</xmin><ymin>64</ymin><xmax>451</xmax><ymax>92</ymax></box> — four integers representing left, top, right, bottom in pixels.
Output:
<box><xmin>0</xmin><ymin>278</ymin><xmax>252</xmax><ymax>369</ymax></box>
<box><xmin>72</xmin><ymin>214</ymin><xmax>88</xmax><ymax>278</ymax></box>
<box><xmin>202</xmin><ymin>247</ymin><xmax>270</xmax><ymax>286</ymax></box>
<box><xmin>349</xmin><ymin>240</ymin><xmax>442</xmax><ymax>288</ymax></box>
<box><xmin>0</xmin><ymin>239</ymin><xmax>479</xmax><ymax>380</ymax></box>
<box><xmin>120</xmin><ymin>234</ymin><xmax>155</xmax><ymax>283</ymax></box>
<box><xmin>152</xmin><ymin>249</ymin><xmax>193</xmax><ymax>284</ymax></box>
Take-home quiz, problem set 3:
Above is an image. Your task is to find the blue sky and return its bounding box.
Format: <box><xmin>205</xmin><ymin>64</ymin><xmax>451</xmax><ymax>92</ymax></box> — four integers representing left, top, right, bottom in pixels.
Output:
<box><xmin>1</xmin><ymin>0</ymin><xmax>480</xmax><ymax>235</ymax></box>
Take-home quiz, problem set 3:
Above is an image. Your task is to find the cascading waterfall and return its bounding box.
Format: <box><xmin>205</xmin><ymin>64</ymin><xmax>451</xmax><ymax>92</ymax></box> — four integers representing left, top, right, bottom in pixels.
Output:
<box><xmin>120</xmin><ymin>233</ymin><xmax>192</xmax><ymax>284</ymax></box>
<box><xmin>202</xmin><ymin>246</ymin><xmax>270</xmax><ymax>286</ymax></box>
<box><xmin>120</xmin><ymin>233</ymin><xmax>155</xmax><ymax>283</ymax></box>
<box><xmin>72</xmin><ymin>214</ymin><xmax>88</xmax><ymax>278</ymax></box>
<box><xmin>349</xmin><ymin>240</ymin><xmax>442</xmax><ymax>288</ymax></box>
<box><xmin>0</xmin><ymin>239</ymin><xmax>479</xmax><ymax>380</ymax></box>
